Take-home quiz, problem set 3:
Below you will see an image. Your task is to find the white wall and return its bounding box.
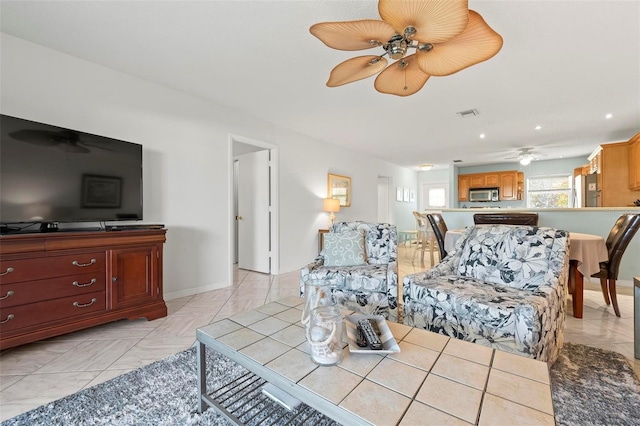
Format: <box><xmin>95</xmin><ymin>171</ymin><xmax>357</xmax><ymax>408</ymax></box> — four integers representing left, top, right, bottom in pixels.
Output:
<box><xmin>1</xmin><ymin>34</ymin><xmax>417</xmax><ymax>299</ymax></box>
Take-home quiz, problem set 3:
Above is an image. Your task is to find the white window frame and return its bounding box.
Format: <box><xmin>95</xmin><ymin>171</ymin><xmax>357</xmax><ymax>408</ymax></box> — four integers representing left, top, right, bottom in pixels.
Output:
<box><xmin>419</xmin><ymin>181</ymin><xmax>449</xmax><ymax>211</ymax></box>
<box><xmin>526</xmin><ymin>174</ymin><xmax>573</xmax><ymax>208</ymax></box>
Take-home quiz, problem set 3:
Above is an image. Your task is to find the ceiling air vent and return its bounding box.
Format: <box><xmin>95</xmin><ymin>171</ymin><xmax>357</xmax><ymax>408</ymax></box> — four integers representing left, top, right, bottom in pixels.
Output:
<box><xmin>453</xmin><ymin>160</ymin><xmax>463</xmax><ymax>163</ymax></box>
<box><xmin>456</xmin><ymin>109</ymin><xmax>479</xmax><ymax>118</ymax></box>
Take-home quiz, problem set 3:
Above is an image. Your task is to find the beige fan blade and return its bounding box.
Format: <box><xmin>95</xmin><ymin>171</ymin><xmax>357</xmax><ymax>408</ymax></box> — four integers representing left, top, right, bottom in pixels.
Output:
<box><xmin>310</xmin><ymin>20</ymin><xmax>397</xmax><ymax>51</ymax></box>
<box><xmin>374</xmin><ymin>55</ymin><xmax>430</xmax><ymax>96</ymax></box>
<box><xmin>415</xmin><ymin>10</ymin><xmax>503</xmax><ymax>76</ymax></box>
<box><xmin>378</xmin><ymin>0</ymin><xmax>469</xmax><ymax>43</ymax></box>
<box><xmin>327</xmin><ymin>55</ymin><xmax>389</xmax><ymax>87</ymax></box>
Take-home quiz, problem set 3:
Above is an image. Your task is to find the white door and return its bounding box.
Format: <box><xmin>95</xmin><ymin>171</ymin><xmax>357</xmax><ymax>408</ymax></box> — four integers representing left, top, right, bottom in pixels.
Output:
<box><xmin>237</xmin><ymin>150</ymin><xmax>270</xmax><ymax>273</ymax></box>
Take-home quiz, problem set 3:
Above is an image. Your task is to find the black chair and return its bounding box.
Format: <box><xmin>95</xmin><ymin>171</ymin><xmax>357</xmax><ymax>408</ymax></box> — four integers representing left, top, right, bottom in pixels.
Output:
<box><xmin>426</xmin><ymin>213</ymin><xmax>448</xmax><ymax>261</ymax></box>
<box><xmin>591</xmin><ymin>214</ymin><xmax>640</xmax><ymax>317</ymax></box>
<box><xmin>473</xmin><ymin>212</ymin><xmax>539</xmax><ymax>225</ymax></box>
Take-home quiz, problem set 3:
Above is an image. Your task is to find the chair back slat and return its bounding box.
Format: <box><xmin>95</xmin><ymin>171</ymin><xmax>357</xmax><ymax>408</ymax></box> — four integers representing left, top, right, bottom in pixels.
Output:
<box><xmin>426</xmin><ymin>213</ymin><xmax>448</xmax><ymax>260</ymax></box>
<box><xmin>606</xmin><ymin>214</ymin><xmax>640</xmax><ymax>278</ymax></box>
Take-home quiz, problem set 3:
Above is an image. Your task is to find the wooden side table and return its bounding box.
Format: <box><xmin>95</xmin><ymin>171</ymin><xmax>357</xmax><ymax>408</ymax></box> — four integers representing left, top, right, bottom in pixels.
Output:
<box><xmin>318</xmin><ymin>229</ymin><xmax>329</xmax><ymax>254</ymax></box>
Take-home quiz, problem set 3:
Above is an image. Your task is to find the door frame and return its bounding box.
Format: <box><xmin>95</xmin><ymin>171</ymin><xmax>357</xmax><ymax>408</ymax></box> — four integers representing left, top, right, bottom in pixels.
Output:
<box><xmin>228</xmin><ymin>133</ymin><xmax>279</xmax><ymax>282</ymax></box>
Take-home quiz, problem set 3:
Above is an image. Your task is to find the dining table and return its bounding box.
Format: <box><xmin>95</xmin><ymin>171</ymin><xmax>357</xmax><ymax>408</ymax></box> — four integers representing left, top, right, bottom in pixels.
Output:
<box><xmin>444</xmin><ymin>228</ymin><xmax>608</xmax><ymax>318</ymax></box>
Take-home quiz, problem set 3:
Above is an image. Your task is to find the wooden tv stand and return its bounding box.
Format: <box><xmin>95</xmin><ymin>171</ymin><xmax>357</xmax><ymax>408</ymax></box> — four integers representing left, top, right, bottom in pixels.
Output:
<box><xmin>0</xmin><ymin>228</ymin><xmax>168</xmax><ymax>349</ymax></box>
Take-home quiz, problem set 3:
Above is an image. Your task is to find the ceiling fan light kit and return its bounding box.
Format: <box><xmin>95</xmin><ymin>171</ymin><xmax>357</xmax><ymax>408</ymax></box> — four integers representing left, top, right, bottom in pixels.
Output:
<box><xmin>310</xmin><ymin>0</ymin><xmax>503</xmax><ymax>96</ymax></box>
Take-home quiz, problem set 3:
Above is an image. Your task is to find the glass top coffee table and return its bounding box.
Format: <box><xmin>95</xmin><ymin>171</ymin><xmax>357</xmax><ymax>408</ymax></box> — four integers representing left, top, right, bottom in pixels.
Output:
<box><xmin>196</xmin><ymin>296</ymin><xmax>555</xmax><ymax>425</ymax></box>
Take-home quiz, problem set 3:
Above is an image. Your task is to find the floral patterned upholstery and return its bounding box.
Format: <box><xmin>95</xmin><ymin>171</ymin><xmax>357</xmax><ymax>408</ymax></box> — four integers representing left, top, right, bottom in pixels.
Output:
<box><xmin>403</xmin><ymin>224</ymin><xmax>569</xmax><ymax>363</ymax></box>
<box><xmin>300</xmin><ymin>222</ymin><xmax>398</xmax><ymax>321</ymax></box>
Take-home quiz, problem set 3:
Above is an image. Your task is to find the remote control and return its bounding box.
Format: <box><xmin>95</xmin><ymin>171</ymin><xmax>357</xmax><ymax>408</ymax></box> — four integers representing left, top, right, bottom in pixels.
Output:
<box><xmin>369</xmin><ymin>318</ymin><xmax>381</xmax><ymax>335</ymax></box>
<box><xmin>355</xmin><ymin>325</ymin><xmax>368</xmax><ymax>347</ymax></box>
<box><xmin>358</xmin><ymin>319</ymin><xmax>383</xmax><ymax>350</ymax></box>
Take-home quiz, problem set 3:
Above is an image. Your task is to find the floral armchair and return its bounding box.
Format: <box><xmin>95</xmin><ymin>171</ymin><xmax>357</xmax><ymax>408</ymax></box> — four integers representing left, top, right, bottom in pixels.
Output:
<box><xmin>300</xmin><ymin>221</ymin><xmax>399</xmax><ymax>322</ymax></box>
<box><xmin>402</xmin><ymin>224</ymin><xmax>569</xmax><ymax>363</ymax></box>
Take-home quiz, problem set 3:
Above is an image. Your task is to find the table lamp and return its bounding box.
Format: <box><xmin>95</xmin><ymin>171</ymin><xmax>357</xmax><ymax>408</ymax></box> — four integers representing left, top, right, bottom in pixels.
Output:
<box><xmin>323</xmin><ymin>198</ymin><xmax>340</xmax><ymax>228</ymax></box>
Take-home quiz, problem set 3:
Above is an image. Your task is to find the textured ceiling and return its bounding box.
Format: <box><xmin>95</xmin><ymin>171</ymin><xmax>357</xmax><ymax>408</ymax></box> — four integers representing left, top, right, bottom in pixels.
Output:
<box><xmin>1</xmin><ymin>1</ymin><xmax>639</xmax><ymax>169</ymax></box>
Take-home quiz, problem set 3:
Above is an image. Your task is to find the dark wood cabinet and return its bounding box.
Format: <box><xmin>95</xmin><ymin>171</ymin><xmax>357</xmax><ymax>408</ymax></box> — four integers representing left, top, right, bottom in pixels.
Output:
<box><xmin>0</xmin><ymin>229</ymin><xmax>167</xmax><ymax>349</ymax></box>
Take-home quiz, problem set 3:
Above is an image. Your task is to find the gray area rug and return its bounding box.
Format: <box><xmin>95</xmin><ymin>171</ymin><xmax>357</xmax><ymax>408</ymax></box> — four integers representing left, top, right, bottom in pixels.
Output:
<box><xmin>550</xmin><ymin>343</ymin><xmax>640</xmax><ymax>426</ymax></box>
<box><xmin>3</xmin><ymin>343</ymin><xmax>639</xmax><ymax>425</ymax></box>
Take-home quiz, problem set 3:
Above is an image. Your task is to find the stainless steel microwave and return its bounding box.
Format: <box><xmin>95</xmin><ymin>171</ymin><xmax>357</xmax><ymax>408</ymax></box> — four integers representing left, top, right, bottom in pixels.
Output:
<box><xmin>469</xmin><ymin>187</ymin><xmax>499</xmax><ymax>202</ymax></box>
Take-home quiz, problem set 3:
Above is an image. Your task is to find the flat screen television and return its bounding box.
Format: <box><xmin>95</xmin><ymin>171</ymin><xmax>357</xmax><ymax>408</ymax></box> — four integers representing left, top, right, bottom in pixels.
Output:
<box><xmin>0</xmin><ymin>114</ymin><xmax>143</xmax><ymax>233</ymax></box>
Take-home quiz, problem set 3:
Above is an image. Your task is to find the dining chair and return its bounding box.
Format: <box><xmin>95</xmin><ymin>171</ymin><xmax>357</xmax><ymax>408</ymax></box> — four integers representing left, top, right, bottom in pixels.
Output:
<box><xmin>473</xmin><ymin>212</ymin><xmax>539</xmax><ymax>225</ymax></box>
<box><xmin>412</xmin><ymin>211</ymin><xmax>436</xmax><ymax>265</ymax></box>
<box><xmin>591</xmin><ymin>214</ymin><xmax>640</xmax><ymax>317</ymax></box>
<box><xmin>426</xmin><ymin>213</ymin><xmax>448</xmax><ymax>260</ymax></box>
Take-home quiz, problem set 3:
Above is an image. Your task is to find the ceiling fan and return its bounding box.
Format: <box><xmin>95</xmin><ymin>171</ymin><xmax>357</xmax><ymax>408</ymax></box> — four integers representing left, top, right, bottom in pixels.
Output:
<box><xmin>9</xmin><ymin>129</ymin><xmax>112</xmax><ymax>154</ymax></box>
<box><xmin>505</xmin><ymin>148</ymin><xmax>544</xmax><ymax>165</ymax></box>
<box><xmin>309</xmin><ymin>0</ymin><xmax>503</xmax><ymax>96</ymax></box>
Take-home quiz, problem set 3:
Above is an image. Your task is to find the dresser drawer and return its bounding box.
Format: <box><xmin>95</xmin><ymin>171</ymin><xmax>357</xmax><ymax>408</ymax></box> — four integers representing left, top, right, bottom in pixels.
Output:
<box><xmin>0</xmin><ymin>272</ymin><xmax>106</xmax><ymax>309</ymax></box>
<box><xmin>0</xmin><ymin>290</ymin><xmax>106</xmax><ymax>333</ymax></box>
<box><xmin>0</xmin><ymin>252</ymin><xmax>105</xmax><ymax>284</ymax></box>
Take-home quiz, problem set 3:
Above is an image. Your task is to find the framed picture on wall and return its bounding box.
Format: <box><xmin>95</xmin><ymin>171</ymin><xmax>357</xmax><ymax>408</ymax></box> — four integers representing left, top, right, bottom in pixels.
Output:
<box><xmin>403</xmin><ymin>188</ymin><xmax>410</xmax><ymax>202</ymax></box>
<box><xmin>328</xmin><ymin>173</ymin><xmax>351</xmax><ymax>207</ymax></box>
<box><xmin>410</xmin><ymin>190</ymin><xmax>416</xmax><ymax>202</ymax></box>
<box><xmin>81</xmin><ymin>174</ymin><xmax>122</xmax><ymax>208</ymax></box>
<box><xmin>396</xmin><ymin>187</ymin><xmax>404</xmax><ymax>201</ymax></box>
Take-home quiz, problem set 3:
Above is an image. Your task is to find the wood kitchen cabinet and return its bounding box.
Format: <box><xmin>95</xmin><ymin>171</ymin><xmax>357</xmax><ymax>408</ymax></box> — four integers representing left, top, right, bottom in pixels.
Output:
<box><xmin>590</xmin><ymin>141</ymin><xmax>640</xmax><ymax>207</ymax></box>
<box><xmin>629</xmin><ymin>132</ymin><xmax>640</xmax><ymax>190</ymax></box>
<box><xmin>468</xmin><ymin>173</ymin><xmax>499</xmax><ymax>188</ymax></box>
<box><xmin>458</xmin><ymin>175</ymin><xmax>470</xmax><ymax>201</ymax></box>
<box><xmin>458</xmin><ymin>170</ymin><xmax>520</xmax><ymax>201</ymax></box>
<box><xmin>0</xmin><ymin>229</ymin><xmax>167</xmax><ymax>349</ymax></box>
<box><xmin>517</xmin><ymin>172</ymin><xmax>524</xmax><ymax>200</ymax></box>
<box><xmin>499</xmin><ymin>171</ymin><xmax>518</xmax><ymax>200</ymax></box>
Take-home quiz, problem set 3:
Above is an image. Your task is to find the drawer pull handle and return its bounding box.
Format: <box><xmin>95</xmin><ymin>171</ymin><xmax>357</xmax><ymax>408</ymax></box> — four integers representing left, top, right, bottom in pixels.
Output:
<box><xmin>72</xmin><ymin>259</ymin><xmax>96</xmax><ymax>267</ymax></box>
<box><xmin>0</xmin><ymin>290</ymin><xmax>14</xmax><ymax>300</ymax></box>
<box><xmin>0</xmin><ymin>267</ymin><xmax>14</xmax><ymax>276</ymax></box>
<box><xmin>1</xmin><ymin>314</ymin><xmax>14</xmax><ymax>324</ymax></box>
<box><xmin>73</xmin><ymin>298</ymin><xmax>97</xmax><ymax>308</ymax></box>
<box><xmin>73</xmin><ymin>278</ymin><xmax>97</xmax><ymax>288</ymax></box>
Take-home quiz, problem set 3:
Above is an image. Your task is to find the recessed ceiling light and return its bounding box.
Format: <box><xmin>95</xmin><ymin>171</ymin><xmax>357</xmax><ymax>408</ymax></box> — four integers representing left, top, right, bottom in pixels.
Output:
<box><xmin>419</xmin><ymin>164</ymin><xmax>433</xmax><ymax>171</ymax></box>
<box><xmin>605</xmin><ymin>113</ymin><xmax>613</xmax><ymax>119</ymax></box>
<box><xmin>479</xmin><ymin>133</ymin><xmax>486</xmax><ymax>139</ymax></box>
<box><xmin>535</xmin><ymin>125</ymin><xmax>542</xmax><ymax>130</ymax></box>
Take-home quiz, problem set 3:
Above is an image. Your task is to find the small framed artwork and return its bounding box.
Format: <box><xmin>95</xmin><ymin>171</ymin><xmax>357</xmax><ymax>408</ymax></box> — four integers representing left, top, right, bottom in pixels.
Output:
<box><xmin>403</xmin><ymin>188</ymin><xmax>410</xmax><ymax>202</ymax></box>
<box><xmin>328</xmin><ymin>173</ymin><xmax>351</xmax><ymax>207</ymax></box>
<box><xmin>410</xmin><ymin>190</ymin><xmax>416</xmax><ymax>202</ymax></box>
<box><xmin>396</xmin><ymin>187</ymin><xmax>404</xmax><ymax>202</ymax></box>
<box><xmin>82</xmin><ymin>174</ymin><xmax>122</xmax><ymax>208</ymax></box>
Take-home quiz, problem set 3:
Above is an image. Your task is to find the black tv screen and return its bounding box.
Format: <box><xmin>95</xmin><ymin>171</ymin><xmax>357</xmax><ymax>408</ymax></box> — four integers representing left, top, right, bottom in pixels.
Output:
<box><xmin>0</xmin><ymin>115</ymin><xmax>142</xmax><ymax>227</ymax></box>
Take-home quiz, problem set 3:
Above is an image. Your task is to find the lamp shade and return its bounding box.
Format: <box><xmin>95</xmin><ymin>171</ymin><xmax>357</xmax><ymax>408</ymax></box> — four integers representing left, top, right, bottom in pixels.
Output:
<box><xmin>324</xmin><ymin>198</ymin><xmax>341</xmax><ymax>213</ymax></box>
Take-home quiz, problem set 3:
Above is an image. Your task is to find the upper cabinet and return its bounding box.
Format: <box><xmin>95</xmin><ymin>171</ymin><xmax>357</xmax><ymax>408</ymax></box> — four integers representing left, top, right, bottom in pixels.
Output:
<box><xmin>499</xmin><ymin>171</ymin><xmax>518</xmax><ymax>200</ymax></box>
<box><xmin>590</xmin><ymin>137</ymin><xmax>640</xmax><ymax>207</ymax></box>
<box><xmin>458</xmin><ymin>175</ymin><xmax>470</xmax><ymax>202</ymax></box>
<box><xmin>629</xmin><ymin>132</ymin><xmax>640</xmax><ymax>190</ymax></box>
<box><xmin>457</xmin><ymin>170</ymin><xmax>520</xmax><ymax>201</ymax></box>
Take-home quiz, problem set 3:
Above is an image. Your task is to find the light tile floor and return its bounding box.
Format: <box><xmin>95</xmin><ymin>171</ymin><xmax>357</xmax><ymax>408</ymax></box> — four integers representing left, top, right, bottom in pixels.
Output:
<box><xmin>0</xmin><ymin>245</ymin><xmax>638</xmax><ymax>421</ymax></box>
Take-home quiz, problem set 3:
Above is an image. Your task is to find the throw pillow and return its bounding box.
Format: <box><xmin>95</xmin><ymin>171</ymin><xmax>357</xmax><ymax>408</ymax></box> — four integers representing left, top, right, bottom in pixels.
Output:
<box><xmin>323</xmin><ymin>229</ymin><xmax>366</xmax><ymax>267</ymax></box>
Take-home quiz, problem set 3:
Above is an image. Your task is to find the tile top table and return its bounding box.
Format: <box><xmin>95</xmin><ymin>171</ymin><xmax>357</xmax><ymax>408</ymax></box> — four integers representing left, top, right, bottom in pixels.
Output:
<box><xmin>196</xmin><ymin>296</ymin><xmax>555</xmax><ymax>425</ymax></box>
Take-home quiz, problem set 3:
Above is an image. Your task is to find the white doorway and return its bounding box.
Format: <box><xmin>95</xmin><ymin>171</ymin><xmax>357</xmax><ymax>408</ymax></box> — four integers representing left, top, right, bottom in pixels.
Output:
<box><xmin>229</xmin><ymin>135</ymin><xmax>279</xmax><ymax>280</ymax></box>
<box><xmin>377</xmin><ymin>176</ymin><xmax>392</xmax><ymax>223</ymax></box>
